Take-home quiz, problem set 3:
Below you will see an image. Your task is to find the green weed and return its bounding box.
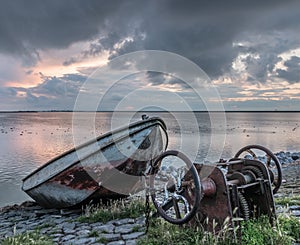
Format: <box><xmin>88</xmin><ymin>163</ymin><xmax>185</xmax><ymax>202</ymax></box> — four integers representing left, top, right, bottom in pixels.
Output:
<box><xmin>275</xmin><ymin>195</ymin><xmax>300</xmax><ymax>206</ymax></box>
<box><xmin>77</xmin><ymin>198</ymin><xmax>146</xmax><ymax>223</ymax></box>
<box><xmin>1</xmin><ymin>231</ymin><xmax>53</xmax><ymax>245</ymax></box>
<box><xmin>88</xmin><ymin>230</ymin><xmax>99</xmax><ymax>237</ymax></box>
<box><xmin>138</xmin><ymin>214</ymin><xmax>300</xmax><ymax>245</ymax></box>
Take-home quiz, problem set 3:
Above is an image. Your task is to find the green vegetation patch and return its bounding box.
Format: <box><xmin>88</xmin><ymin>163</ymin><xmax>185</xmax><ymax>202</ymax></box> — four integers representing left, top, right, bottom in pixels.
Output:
<box><xmin>138</xmin><ymin>215</ymin><xmax>300</xmax><ymax>245</ymax></box>
<box><xmin>1</xmin><ymin>231</ymin><xmax>54</xmax><ymax>245</ymax></box>
<box><xmin>132</xmin><ymin>225</ymin><xmax>141</xmax><ymax>232</ymax></box>
<box><xmin>278</xmin><ymin>215</ymin><xmax>300</xmax><ymax>242</ymax></box>
<box><xmin>78</xmin><ymin>198</ymin><xmax>146</xmax><ymax>223</ymax></box>
<box><xmin>241</xmin><ymin>216</ymin><xmax>293</xmax><ymax>245</ymax></box>
<box><xmin>275</xmin><ymin>195</ymin><xmax>300</xmax><ymax>206</ymax></box>
<box><xmin>97</xmin><ymin>237</ymin><xmax>108</xmax><ymax>243</ymax></box>
<box><xmin>138</xmin><ymin>218</ymin><xmax>237</xmax><ymax>245</ymax></box>
<box><xmin>88</xmin><ymin>230</ymin><xmax>99</xmax><ymax>237</ymax></box>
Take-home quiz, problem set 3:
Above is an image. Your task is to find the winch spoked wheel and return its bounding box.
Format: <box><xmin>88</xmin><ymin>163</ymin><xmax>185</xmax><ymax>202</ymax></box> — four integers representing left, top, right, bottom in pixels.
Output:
<box><xmin>234</xmin><ymin>144</ymin><xmax>282</xmax><ymax>194</ymax></box>
<box><xmin>149</xmin><ymin>150</ymin><xmax>201</xmax><ymax>225</ymax></box>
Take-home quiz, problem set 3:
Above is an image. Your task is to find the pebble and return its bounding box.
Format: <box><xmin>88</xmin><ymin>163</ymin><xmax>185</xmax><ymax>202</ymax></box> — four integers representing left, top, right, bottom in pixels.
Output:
<box><xmin>292</xmin><ymin>210</ymin><xmax>300</xmax><ymax>217</ymax></box>
<box><xmin>275</xmin><ymin>151</ymin><xmax>300</xmax><ymax>165</ymax></box>
<box><xmin>0</xmin><ymin>201</ymin><xmax>146</xmax><ymax>244</ymax></box>
<box><xmin>289</xmin><ymin>205</ymin><xmax>300</xmax><ymax>210</ymax></box>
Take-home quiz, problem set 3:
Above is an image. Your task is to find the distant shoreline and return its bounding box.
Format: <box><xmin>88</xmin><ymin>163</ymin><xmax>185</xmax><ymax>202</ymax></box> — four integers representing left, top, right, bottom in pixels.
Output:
<box><xmin>0</xmin><ymin>110</ymin><xmax>300</xmax><ymax>113</ymax></box>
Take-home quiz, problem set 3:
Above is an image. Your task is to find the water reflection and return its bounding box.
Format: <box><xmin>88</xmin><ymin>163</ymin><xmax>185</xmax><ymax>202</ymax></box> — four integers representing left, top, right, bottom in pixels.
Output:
<box><xmin>0</xmin><ymin>112</ymin><xmax>299</xmax><ymax>207</ymax></box>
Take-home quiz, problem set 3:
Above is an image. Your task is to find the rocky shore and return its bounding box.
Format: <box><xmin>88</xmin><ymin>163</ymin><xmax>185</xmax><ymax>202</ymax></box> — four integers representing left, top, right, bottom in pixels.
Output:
<box><xmin>0</xmin><ymin>201</ymin><xmax>146</xmax><ymax>244</ymax></box>
<box><xmin>275</xmin><ymin>160</ymin><xmax>300</xmax><ymax>217</ymax></box>
<box><xmin>0</xmin><ymin>152</ymin><xmax>299</xmax><ymax>244</ymax></box>
<box><xmin>1</xmin><ymin>201</ymin><xmax>299</xmax><ymax>245</ymax></box>
<box><xmin>275</xmin><ymin>151</ymin><xmax>300</xmax><ymax>165</ymax></box>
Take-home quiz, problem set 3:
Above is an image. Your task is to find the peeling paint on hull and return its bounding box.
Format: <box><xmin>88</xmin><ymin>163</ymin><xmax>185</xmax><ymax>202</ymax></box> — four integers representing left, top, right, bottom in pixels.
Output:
<box><xmin>22</xmin><ymin>117</ymin><xmax>167</xmax><ymax>208</ymax></box>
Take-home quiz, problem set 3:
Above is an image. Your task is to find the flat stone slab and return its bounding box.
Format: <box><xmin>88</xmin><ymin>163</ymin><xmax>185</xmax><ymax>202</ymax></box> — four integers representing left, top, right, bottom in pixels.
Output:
<box><xmin>93</xmin><ymin>224</ymin><xmax>115</xmax><ymax>234</ymax></box>
<box><xmin>292</xmin><ymin>210</ymin><xmax>300</xmax><ymax>216</ymax></box>
<box><xmin>122</xmin><ymin>232</ymin><xmax>145</xmax><ymax>240</ymax></box>
<box><xmin>98</xmin><ymin>233</ymin><xmax>121</xmax><ymax>242</ymax></box>
<box><xmin>115</xmin><ymin>224</ymin><xmax>137</xmax><ymax>234</ymax></box>
<box><xmin>114</xmin><ymin>218</ymin><xmax>135</xmax><ymax>226</ymax></box>
<box><xmin>2</xmin><ymin>192</ymin><xmax>299</xmax><ymax>245</ymax></box>
<box><xmin>0</xmin><ymin>201</ymin><xmax>148</xmax><ymax>245</ymax></box>
<box><xmin>289</xmin><ymin>205</ymin><xmax>300</xmax><ymax>210</ymax></box>
<box><xmin>107</xmin><ymin>241</ymin><xmax>125</xmax><ymax>245</ymax></box>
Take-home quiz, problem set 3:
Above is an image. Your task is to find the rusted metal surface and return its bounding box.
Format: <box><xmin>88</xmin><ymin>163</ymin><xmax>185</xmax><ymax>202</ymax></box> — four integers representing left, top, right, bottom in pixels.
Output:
<box><xmin>201</xmin><ymin>178</ymin><xmax>217</xmax><ymax>197</ymax></box>
<box><xmin>189</xmin><ymin>164</ymin><xmax>233</xmax><ymax>231</ymax></box>
<box><xmin>227</xmin><ymin>159</ymin><xmax>276</xmax><ymax>222</ymax></box>
<box><xmin>187</xmin><ymin>158</ymin><xmax>276</xmax><ymax>232</ymax></box>
<box><xmin>22</xmin><ymin>117</ymin><xmax>168</xmax><ymax>208</ymax></box>
<box><xmin>150</xmin><ymin>145</ymin><xmax>279</xmax><ymax>232</ymax></box>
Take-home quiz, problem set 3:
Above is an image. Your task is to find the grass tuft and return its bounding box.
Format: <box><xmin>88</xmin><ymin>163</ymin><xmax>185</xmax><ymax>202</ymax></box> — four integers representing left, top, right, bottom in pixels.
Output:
<box><xmin>138</xmin><ymin>218</ymin><xmax>237</xmax><ymax>245</ymax></box>
<box><xmin>132</xmin><ymin>225</ymin><xmax>141</xmax><ymax>232</ymax></box>
<box><xmin>275</xmin><ymin>195</ymin><xmax>300</xmax><ymax>206</ymax></box>
<box><xmin>138</xmin><ymin>214</ymin><xmax>300</xmax><ymax>245</ymax></box>
<box><xmin>278</xmin><ymin>214</ymin><xmax>300</xmax><ymax>242</ymax></box>
<box><xmin>241</xmin><ymin>216</ymin><xmax>293</xmax><ymax>245</ymax></box>
<box><xmin>97</xmin><ymin>237</ymin><xmax>108</xmax><ymax>243</ymax></box>
<box><xmin>3</xmin><ymin>196</ymin><xmax>299</xmax><ymax>245</ymax></box>
<box><xmin>1</xmin><ymin>231</ymin><xmax>53</xmax><ymax>245</ymax></box>
<box><xmin>78</xmin><ymin>198</ymin><xmax>146</xmax><ymax>223</ymax></box>
<box><xmin>88</xmin><ymin>230</ymin><xmax>99</xmax><ymax>237</ymax></box>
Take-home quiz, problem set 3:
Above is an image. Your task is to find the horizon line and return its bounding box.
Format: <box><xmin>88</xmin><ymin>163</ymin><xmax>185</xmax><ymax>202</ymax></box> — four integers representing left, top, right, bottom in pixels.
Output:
<box><xmin>0</xmin><ymin>110</ymin><xmax>299</xmax><ymax>113</ymax></box>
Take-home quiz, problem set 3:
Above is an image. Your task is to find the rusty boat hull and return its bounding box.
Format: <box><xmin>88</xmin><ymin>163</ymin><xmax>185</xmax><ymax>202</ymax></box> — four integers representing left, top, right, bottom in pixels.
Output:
<box><xmin>22</xmin><ymin>117</ymin><xmax>167</xmax><ymax>208</ymax></box>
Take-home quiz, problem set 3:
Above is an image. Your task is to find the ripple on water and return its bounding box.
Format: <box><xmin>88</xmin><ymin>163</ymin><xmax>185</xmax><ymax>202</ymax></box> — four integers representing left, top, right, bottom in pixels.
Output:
<box><xmin>1</xmin><ymin>112</ymin><xmax>300</xmax><ymax>207</ymax></box>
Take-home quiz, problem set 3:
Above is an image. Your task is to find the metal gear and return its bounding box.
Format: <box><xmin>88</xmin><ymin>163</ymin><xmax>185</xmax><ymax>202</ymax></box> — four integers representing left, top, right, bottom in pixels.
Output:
<box><xmin>238</xmin><ymin>192</ymin><xmax>250</xmax><ymax>221</ymax></box>
<box><xmin>242</xmin><ymin>165</ymin><xmax>264</xmax><ymax>179</ymax></box>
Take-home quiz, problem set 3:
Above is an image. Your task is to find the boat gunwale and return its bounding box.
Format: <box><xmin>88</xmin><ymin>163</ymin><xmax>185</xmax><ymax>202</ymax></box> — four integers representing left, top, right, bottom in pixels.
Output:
<box><xmin>22</xmin><ymin>117</ymin><xmax>167</xmax><ymax>191</ymax></box>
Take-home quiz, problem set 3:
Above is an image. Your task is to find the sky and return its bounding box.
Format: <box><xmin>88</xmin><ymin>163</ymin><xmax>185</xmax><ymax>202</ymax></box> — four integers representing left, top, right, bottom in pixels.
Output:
<box><xmin>0</xmin><ymin>0</ymin><xmax>299</xmax><ymax>111</ymax></box>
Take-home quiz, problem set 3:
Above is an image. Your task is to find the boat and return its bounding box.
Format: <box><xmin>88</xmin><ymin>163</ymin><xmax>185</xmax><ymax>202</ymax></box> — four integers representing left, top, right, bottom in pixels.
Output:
<box><xmin>22</xmin><ymin>116</ymin><xmax>168</xmax><ymax>208</ymax></box>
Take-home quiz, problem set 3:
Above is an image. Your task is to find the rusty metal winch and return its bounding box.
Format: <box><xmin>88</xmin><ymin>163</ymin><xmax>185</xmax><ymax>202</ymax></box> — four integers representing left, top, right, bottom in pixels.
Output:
<box><xmin>149</xmin><ymin>145</ymin><xmax>282</xmax><ymax>231</ymax></box>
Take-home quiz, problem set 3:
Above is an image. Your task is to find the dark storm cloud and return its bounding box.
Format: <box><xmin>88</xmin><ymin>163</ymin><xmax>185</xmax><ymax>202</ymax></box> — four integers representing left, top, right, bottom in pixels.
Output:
<box><xmin>29</xmin><ymin>73</ymin><xmax>86</xmax><ymax>97</ymax></box>
<box><xmin>0</xmin><ymin>0</ymin><xmax>125</xmax><ymax>66</ymax></box>
<box><xmin>232</xmin><ymin>31</ymin><xmax>300</xmax><ymax>84</ymax></box>
<box><xmin>0</xmin><ymin>1</ymin><xmax>122</xmax><ymax>52</ymax></box>
<box><xmin>244</xmin><ymin>53</ymin><xmax>282</xmax><ymax>83</ymax></box>
<box><xmin>106</xmin><ymin>0</ymin><xmax>300</xmax><ymax>78</ymax></box>
<box><xmin>1</xmin><ymin>0</ymin><xmax>300</xmax><ymax>80</ymax></box>
<box><xmin>15</xmin><ymin>73</ymin><xmax>87</xmax><ymax>110</ymax></box>
<box><xmin>276</xmin><ymin>56</ymin><xmax>300</xmax><ymax>83</ymax></box>
<box><xmin>146</xmin><ymin>72</ymin><xmax>165</xmax><ymax>86</ymax></box>
<box><xmin>146</xmin><ymin>71</ymin><xmax>191</xmax><ymax>89</ymax></box>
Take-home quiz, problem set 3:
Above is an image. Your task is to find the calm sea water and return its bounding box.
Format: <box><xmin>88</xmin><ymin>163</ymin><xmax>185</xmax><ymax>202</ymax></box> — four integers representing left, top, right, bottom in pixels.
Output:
<box><xmin>0</xmin><ymin>112</ymin><xmax>299</xmax><ymax>207</ymax></box>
